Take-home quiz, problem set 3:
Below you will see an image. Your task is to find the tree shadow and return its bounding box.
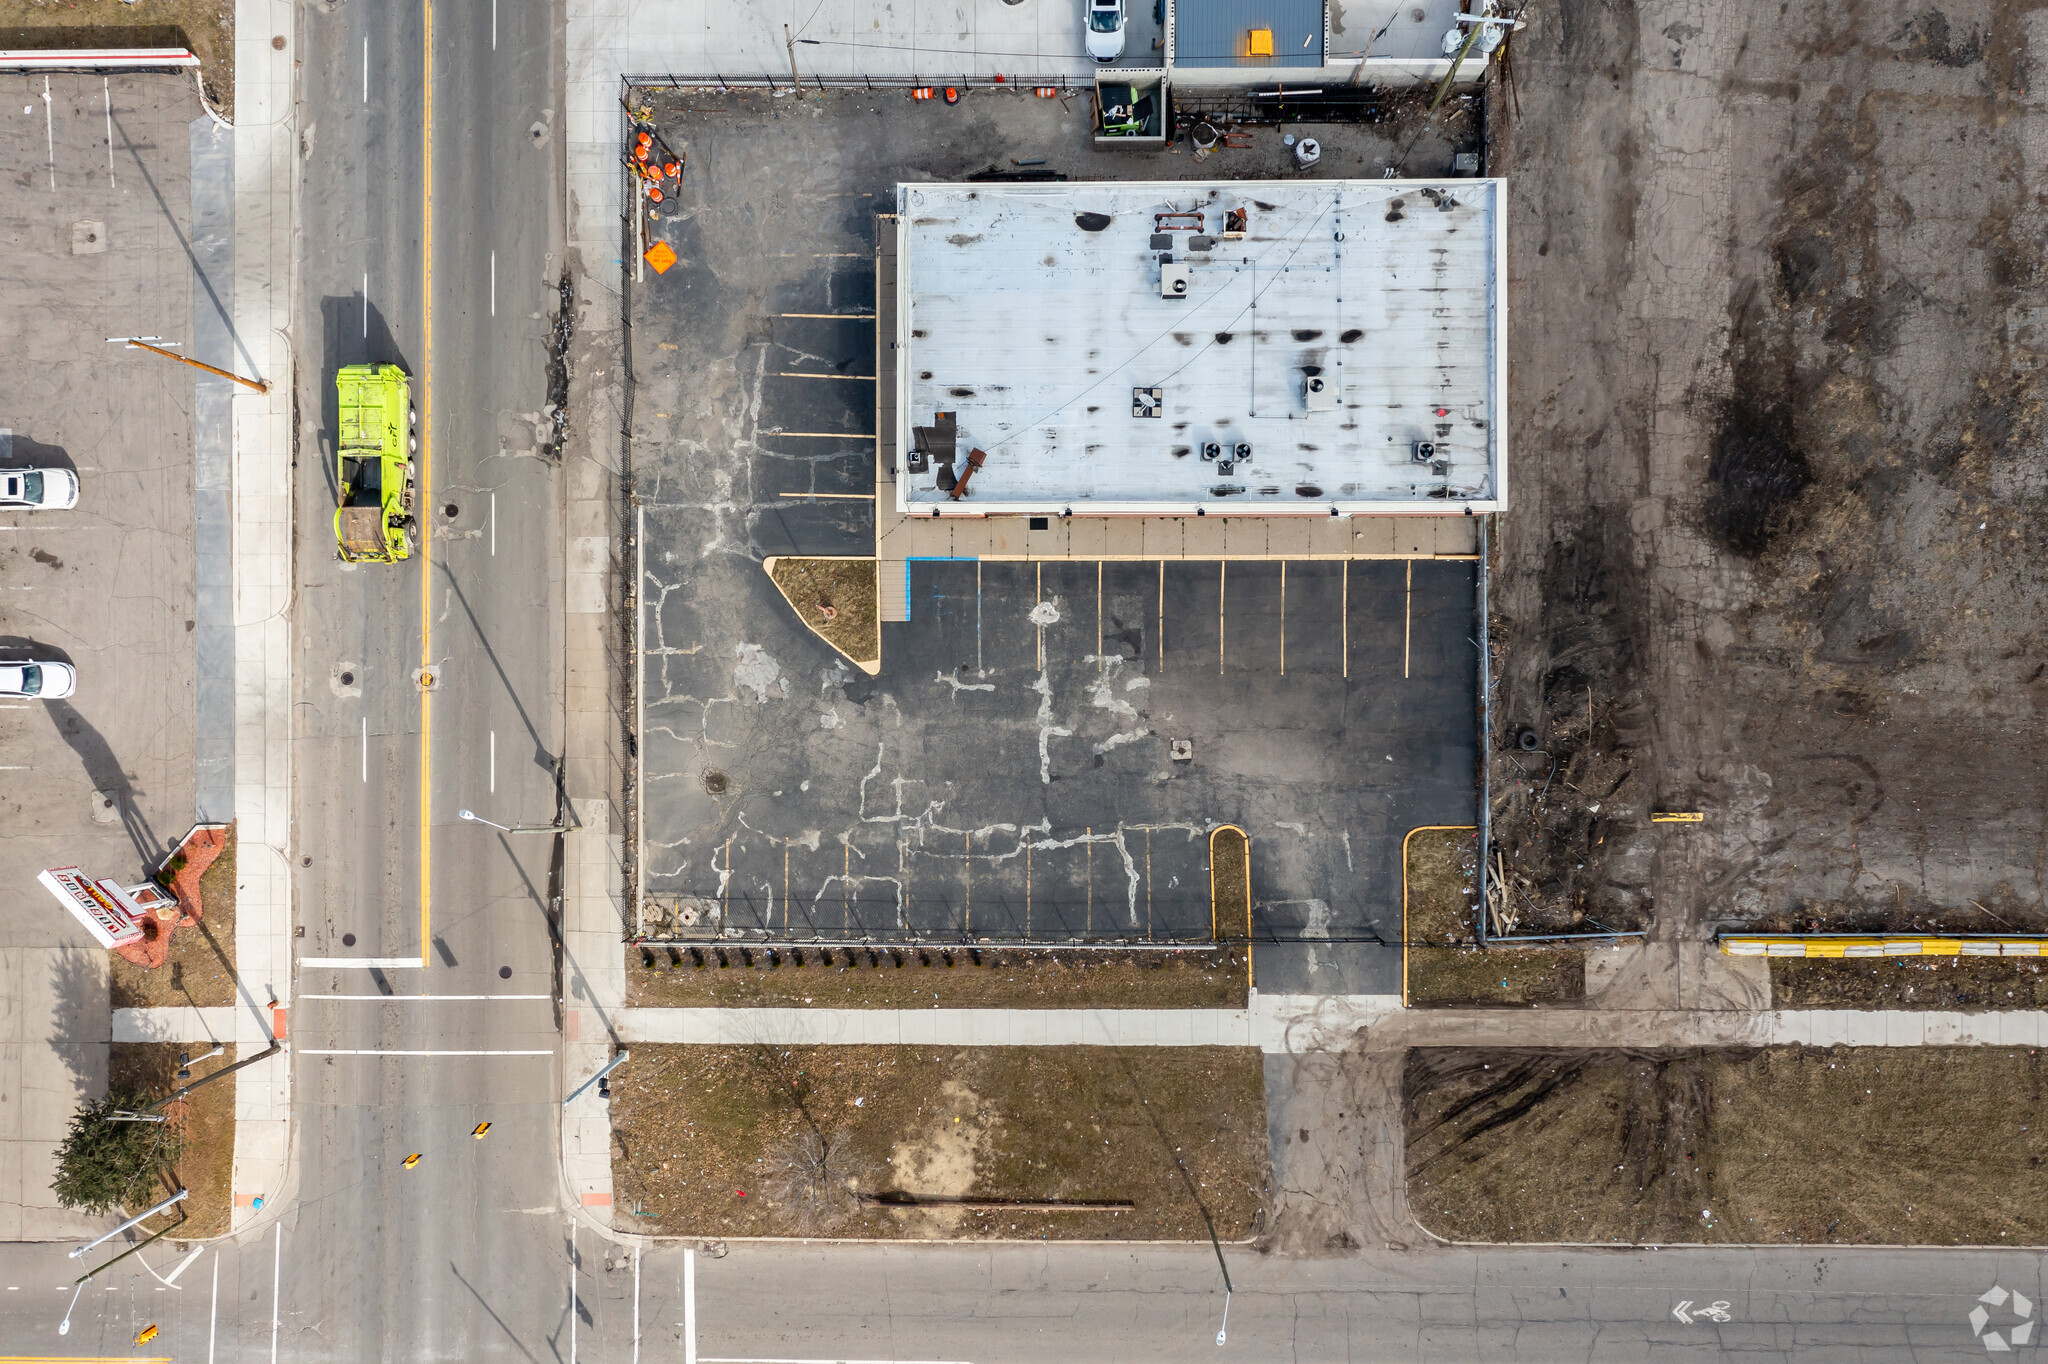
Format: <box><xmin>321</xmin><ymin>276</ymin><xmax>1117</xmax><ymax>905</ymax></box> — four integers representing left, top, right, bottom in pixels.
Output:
<box><xmin>48</xmin><ymin>947</ymin><xmax>109</xmax><ymax>1094</ymax></box>
<box><xmin>43</xmin><ymin>698</ymin><xmax>165</xmax><ymax>871</ymax></box>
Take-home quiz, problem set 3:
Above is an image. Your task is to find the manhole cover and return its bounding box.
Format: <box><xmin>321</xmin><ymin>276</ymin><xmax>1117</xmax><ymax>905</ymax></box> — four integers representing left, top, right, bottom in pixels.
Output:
<box><xmin>90</xmin><ymin>790</ymin><xmax>120</xmax><ymax>825</ymax></box>
<box><xmin>702</xmin><ymin>770</ymin><xmax>729</xmax><ymax>795</ymax></box>
<box><xmin>679</xmin><ymin>905</ymin><xmax>700</xmax><ymax>926</ymax></box>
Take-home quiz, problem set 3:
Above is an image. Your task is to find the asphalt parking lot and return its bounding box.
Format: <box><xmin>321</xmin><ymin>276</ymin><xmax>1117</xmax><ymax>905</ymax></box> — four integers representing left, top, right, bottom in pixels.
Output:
<box><xmin>631</xmin><ymin>88</ymin><xmax>1482</xmax><ymax>992</ymax></box>
<box><xmin>0</xmin><ymin>72</ymin><xmax>212</xmax><ymax>1237</ymax></box>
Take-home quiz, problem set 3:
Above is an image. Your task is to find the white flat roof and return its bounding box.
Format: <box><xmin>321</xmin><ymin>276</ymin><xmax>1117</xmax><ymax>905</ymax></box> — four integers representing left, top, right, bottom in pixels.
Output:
<box><xmin>893</xmin><ymin>179</ymin><xmax>1505</xmax><ymax>516</ymax></box>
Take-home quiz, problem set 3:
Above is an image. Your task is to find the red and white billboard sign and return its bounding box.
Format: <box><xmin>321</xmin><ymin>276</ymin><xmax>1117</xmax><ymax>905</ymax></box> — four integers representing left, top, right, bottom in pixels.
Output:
<box><xmin>38</xmin><ymin>867</ymin><xmax>145</xmax><ymax>948</ymax></box>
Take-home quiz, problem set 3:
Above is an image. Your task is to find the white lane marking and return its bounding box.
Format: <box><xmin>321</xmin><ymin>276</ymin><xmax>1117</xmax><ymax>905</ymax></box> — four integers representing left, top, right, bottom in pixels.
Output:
<box><xmin>569</xmin><ymin>1221</ymin><xmax>578</xmax><ymax>1364</ymax></box>
<box><xmin>42</xmin><ymin>77</ymin><xmax>52</xmax><ymax>192</ymax></box>
<box><xmin>490</xmin><ymin>250</ymin><xmax>496</xmax><ymax>317</ymax></box>
<box><xmin>306</xmin><ymin>994</ymin><xmax>548</xmax><ymax>1001</ymax></box>
<box><xmin>269</xmin><ymin>1221</ymin><xmax>281</xmax><ymax>1364</ymax></box>
<box><xmin>164</xmin><ymin>1244</ymin><xmax>205</xmax><ymax>1286</ymax></box>
<box><xmin>363</xmin><ymin>272</ymin><xmax>369</xmax><ymax>336</ymax></box>
<box><xmin>209</xmin><ymin>1249</ymin><xmax>219</xmax><ymax>1364</ymax></box>
<box><xmin>684</xmin><ymin>1247</ymin><xmax>695</xmax><ymax>1364</ymax></box>
<box><xmin>361</xmin><ymin>715</ymin><xmax>368</xmax><ymax>782</ymax></box>
<box><xmin>492</xmin><ymin>0</ymin><xmax>498</xmax><ymax>48</ymax></box>
<box><xmin>489</xmin><ymin>492</ymin><xmax>496</xmax><ymax>556</ymax></box>
<box><xmin>103</xmin><ymin>79</ymin><xmax>114</xmax><ymax>188</ymax></box>
<box><xmin>299</xmin><ymin>956</ymin><xmax>425</xmax><ymax>969</ymax></box>
<box><xmin>296</xmin><ymin>1048</ymin><xmax>554</xmax><ymax>1056</ymax></box>
<box><xmin>633</xmin><ymin>1244</ymin><xmax>642</xmax><ymax>1364</ymax></box>
<box><xmin>362</xmin><ymin>36</ymin><xmax>369</xmax><ymax>104</ymax></box>
<box><xmin>490</xmin><ymin>728</ymin><xmax>496</xmax><ymax>791</ymax></box>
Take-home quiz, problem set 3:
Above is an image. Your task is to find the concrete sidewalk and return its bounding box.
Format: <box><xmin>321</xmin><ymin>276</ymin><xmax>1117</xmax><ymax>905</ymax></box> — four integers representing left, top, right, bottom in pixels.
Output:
<box><xmin>614</xmin><ymin>999</ymin><xmax>2048</xmax><ymax>1053</ymax></box>
<box><xmin>225</xmin><ymin>0</ymin><xmax>299</xmax><ymax>1237</ymax></box>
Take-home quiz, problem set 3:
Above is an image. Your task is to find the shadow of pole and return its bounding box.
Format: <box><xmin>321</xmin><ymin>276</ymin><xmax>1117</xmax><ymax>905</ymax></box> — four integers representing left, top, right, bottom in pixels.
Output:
<box><xmin>45</xmin><ymin>699</ymin><xmax>165</xmax><ymax>871</ymax></box>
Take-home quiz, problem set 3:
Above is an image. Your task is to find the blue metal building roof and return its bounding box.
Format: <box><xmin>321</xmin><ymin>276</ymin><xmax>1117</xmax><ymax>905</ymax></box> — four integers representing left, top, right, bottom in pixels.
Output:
<box><xmin>1173</xmin><ymin>0</ymin><xmax>1325</xmax><ymax>67</ymax></box>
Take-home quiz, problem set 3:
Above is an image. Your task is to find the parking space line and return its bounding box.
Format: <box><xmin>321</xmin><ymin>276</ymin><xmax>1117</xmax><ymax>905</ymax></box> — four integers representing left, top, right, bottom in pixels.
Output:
<box><xmin>963</xmin><ymin>830</ymin><xmax>972</xmax><ymax>932</ymax></box>
<box><xmin>976</xmin><ymin>562</ymin><xmax>983</xmax><ymax>672</ymax></box>
<box><xmin>1036</xmin><ymin>563</ymin><xmax>1044</xmax><ymax>671</ymax></box>
<box><xmin>1097</xmin><ymin>562</ymin><xmax>1103</xmax><ymax>672</ymax></box>
<box><xmin>1158</xmin><ymin>560</ymin><xmax>1165</xmax><ymax>672</ymax></box>
<box><xmin>1219</xmin><ymin>562</ymin><xmax>1226</xmax><ymax>675</ymax></box>
<box><xmin>843</xmin><ymin>843</ymin><xmax>851</xmax><ymax>930</ymax></box>
<box><xmin>784</xmin><ymin>844</ymin><xmax>790</xmax><ymax>931</ymax></box>
<box><xmin>1342</xmin><ymin>560</ymin><xmax>1349</xmax><ymax>679</ymax></box>
<box><xmin>1280</xmin><ymin>561</ymin><xmax>1286</xmax><ymax>676</ymax></box>
<box><xmin>1024</xmin><ymin>832</ymin><xmax>1032</xmax><ymax>937</ymax></box>
<box><xmin>776</xmin><ymin>491</ymin><xmax>874</xmax><ymax>498</ymax></box>
<box><xmin>768</xmin><ymin>431</ymin><xmax>877</xmax><ymax>439</ymax></box>
<box><xmin>1086</xmin><ymin>830</ymin><xmax>1093</xmax><ymax>934</ymax></box>
<box><xmin>1405</xmin><ymin>561</ymin><xmax>1413</xmax><ymax>679</ymax></box>
<box><xmin>774</xmin><ymin>372</ymin><xmax>876</xmax><ymax>380</ymax></box>
<box><xmin>776</xmin><ymin>312</ymin><xmax>876</xmax><ymax>319</ymax></box>
<box><xmin>1145</xmin><ymin>828</ymin><xmax>1153</xmax><ymax>939</ymax></box>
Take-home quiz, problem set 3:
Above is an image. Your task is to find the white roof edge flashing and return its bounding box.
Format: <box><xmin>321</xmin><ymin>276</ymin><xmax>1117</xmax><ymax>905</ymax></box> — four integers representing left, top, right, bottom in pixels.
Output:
<box><xmin>895</xmin><ymin>178</ymin><xmax>1505</xmax><ymax>518</ymax></box>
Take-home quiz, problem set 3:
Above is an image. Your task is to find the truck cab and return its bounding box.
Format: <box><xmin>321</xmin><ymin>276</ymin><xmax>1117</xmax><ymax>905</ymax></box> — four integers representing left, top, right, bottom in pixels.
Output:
<box><xmin>333</xmin><ymin>363</ymin><xmax>416</xmax><ymax>563</ymax></box>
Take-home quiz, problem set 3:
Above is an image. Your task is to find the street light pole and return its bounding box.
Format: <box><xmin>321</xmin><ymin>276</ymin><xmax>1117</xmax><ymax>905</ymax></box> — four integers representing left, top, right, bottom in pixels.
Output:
<box><xmin>459</xmin><ymin>807</ymin><xmax>571</xmax><ymax>833</ymax></box>
<box><xmin>70</xmin><ymin>1188</ymin><xmax>188</xmax><ymax>1258</ymax></box>
<box><xmin>105</xmin><ymin>336</ymin><xmax>269</xmax><ymax>393</ymax></box>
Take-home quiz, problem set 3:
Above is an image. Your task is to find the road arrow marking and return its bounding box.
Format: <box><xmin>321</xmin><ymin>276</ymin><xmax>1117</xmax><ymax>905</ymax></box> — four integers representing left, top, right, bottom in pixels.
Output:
<box><xmin>1674</xmin><ymin>1302</ymin><xmax>1693</xmax><ymax>1324</ymax></box>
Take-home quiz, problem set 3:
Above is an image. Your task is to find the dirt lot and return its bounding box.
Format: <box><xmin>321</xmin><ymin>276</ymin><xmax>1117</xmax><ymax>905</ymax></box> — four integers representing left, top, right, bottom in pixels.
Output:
<box><xmin>1490</xmin><ymin>0</ymin><xmax>2048</xmax><ymax>947</ymax></box>
<box><xmin>110</xmin><ymin>828</ymin><xmax>237</xmax><ymax>1009</ymax></box>
<box><xmin>1404</xmin><ymin>827</ymin><xmax>1585</xmax><ymax>1007</ymax></box>
<box><xmin>108</xmin><ymin>1042</ymin><xmax>235</xmax><ymax>1239</ymax></box>
<box><xmin>627</xmin><ymin>944</ymin><xmax>1248</xmax><ymax>1008</ymax></box>
<box><xmin>611</xmin><ymin>1045</ymin><xmax>1265</xmax><ymax>1241</ymax></box>
<box><xmin>0</xmin><ymin>0</ymin><xmax>232</xmax><ymax>116</ymax></box>
<box><xmin>1772</xmin><ymin>956</ymin><xmax>2048</xmax><ymax>1010</ymax></box>
<box><xmin>1408</xmin><ymin>1046</ymin><xmax>2048</xmax><ymax>1245</ymax></box>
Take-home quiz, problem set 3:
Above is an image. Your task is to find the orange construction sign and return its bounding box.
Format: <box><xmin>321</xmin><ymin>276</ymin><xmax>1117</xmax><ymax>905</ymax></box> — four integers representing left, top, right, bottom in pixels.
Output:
<box><xmin>644</xmin><ymin>240</ymin><xmax>678</xmax><ymax>274</ymax></box>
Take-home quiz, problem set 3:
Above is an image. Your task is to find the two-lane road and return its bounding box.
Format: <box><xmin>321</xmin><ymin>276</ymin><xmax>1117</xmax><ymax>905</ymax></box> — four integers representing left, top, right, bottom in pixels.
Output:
<box><xmin>282</xmin><ymin>0</ymin><xmax>570</xmax><ymax>1353</ymax></box>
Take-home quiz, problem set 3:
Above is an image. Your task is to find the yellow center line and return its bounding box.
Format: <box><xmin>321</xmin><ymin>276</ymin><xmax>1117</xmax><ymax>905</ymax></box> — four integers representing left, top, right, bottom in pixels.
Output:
<box><xmin>418</xmin><ymin>0</ymin><xmax>436</xmax><ymax>965</ymax></box>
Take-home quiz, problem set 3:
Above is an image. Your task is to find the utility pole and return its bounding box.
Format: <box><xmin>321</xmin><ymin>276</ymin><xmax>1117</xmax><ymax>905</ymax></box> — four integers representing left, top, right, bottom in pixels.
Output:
<box><xmin>159</xmin><ymin>1040</ymin><xmax>283</xmax><ymax>1107</ymax></box>
<box><xmin>106</xmin><ymin>337</ymin><xmax>269</xmax><ymax>393</ymax></box>
<box><xmin>785</xmin><ymin>24</ymin><xmax>803</xmax><ymax>97</ymax></box>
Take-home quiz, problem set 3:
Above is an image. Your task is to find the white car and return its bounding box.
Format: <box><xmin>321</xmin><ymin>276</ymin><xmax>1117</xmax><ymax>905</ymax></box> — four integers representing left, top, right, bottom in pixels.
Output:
<box><xmin>0</xmin><ymin>468</ymin><xmax>79</xmax><ymax>510</ymax></box>
<box><xmin>1086</xmin><ymin>0</ymin><xmax>1127</xmax><ymax>61</ymax></box>
<box><xmin>0</xmin><ymin>661</ymin><xmax>75</xmax><ymax>699</ymax></box>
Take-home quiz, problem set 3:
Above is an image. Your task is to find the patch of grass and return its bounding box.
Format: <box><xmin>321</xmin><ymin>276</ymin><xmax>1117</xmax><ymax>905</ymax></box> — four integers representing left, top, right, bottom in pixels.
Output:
<box><xmin>111</xmin><ymin>826</ymin><xmax>236</xmax><ymax>1009</ymax></box>
<box><xmin>0</xmin><ymin>0</ymin><xmax>233</xmax><ymax>117</ymax></box>
<box><xmin>1407</xmin><ymin>1046</ymin><xmax>2048</xmax><ymax>1245</ymax></box>
<box><xmin>627</xmin><ymin>944</ymin><xmax>1248</xmax><ymax>1009</ymax></box>
<box><xmin>767</xmin><ymin>557</ymin><xmax>878</xmax><ymax>669</ymax></box>
<box><xmin>1771</xmin><ymin>956</ymin><xmax>2048</xmax><ymax>1009</ymax></box>
<box><xmin>1404</xmin><ymin>828</ymin><xmax>1584</xmax><ymax>1006</ymax></box>
<box><xmin>107</xmin><ymin>1042</ymin><xmax>236</xmax><ymax>1239</ymax></box>
<box><xmin>611</xmin><ymin>1045</ymin><xmax>1266</xmax><ymax>1241</ymax></box>
<box><xmin>1210</xmin><ymin>827</ymin><xmax>1248</xmax><ymax>940</ymax></box>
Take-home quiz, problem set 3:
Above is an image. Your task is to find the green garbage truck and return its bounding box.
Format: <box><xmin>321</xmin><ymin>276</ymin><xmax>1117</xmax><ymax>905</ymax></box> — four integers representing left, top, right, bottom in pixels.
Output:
<box><xmin>333</xmin><ymin>363</ymin><xmax>417</xmax><ymax>563</ymax></box>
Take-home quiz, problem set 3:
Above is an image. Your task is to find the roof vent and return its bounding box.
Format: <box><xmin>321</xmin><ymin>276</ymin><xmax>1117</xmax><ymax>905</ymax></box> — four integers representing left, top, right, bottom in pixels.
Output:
<box><xmin>1302</xmin><ymin>373</ymin><xmax>1337</xmax><ymax>412</ymax></box>
<box><xmin>1161</xmin><ymin>262</ymin><xmax>1193</xmax><ymax>299</ymax></box>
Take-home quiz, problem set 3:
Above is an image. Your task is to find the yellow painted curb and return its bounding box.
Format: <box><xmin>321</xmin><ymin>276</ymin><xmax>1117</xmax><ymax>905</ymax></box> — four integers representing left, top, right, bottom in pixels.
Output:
<box><xmin>1720</xmin><ymin>934</ymin><xmax>2048</xmax><ymax>958</ymax></box>
<box><xmin>1401</xmin><ymin>824</ymin><xmax>1477</xmax><ymax>1008</ymax></box>
<box><xmin>762</xmin><ymin>555</ymin><xmax>881</xmax><ymax>676</ymax></box>
<box><xmin>1209</xmin><ymin>825</ymin><xmax>1252</xmax><ymax>990</ymax></box>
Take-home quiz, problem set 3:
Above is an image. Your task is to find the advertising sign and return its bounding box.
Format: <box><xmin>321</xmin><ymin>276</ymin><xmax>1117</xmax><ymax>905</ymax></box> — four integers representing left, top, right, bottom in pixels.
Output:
<box><xmin>37</xmin><ymin>867</ymin><xmax>146</xmax><ymax>948</ymax></box>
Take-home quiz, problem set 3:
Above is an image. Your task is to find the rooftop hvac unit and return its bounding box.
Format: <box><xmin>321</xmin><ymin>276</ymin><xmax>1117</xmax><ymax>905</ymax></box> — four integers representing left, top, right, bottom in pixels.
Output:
<box><xmin>1302</xmin><ymin>373</ymin><xmax>1338</xmax><ymax>412</ymax></box>
<box><xmin>1160</xmin><ymin>261</ymin><xmax>1193</xmax><ymax>299</ymax></box>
